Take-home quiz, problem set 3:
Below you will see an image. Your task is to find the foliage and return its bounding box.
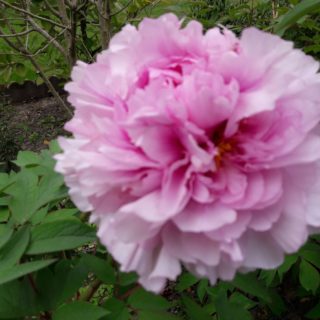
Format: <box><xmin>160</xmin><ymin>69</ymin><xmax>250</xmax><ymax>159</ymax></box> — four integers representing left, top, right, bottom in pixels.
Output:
<box><xmin>1</xmin><ymin>0</ymin><xmax>320</xmax><ymax>89</ymax></box>
<box><xmin>0</xmin><ymin>145</ymin><xmax>320</xmax><ymax>319</ymax></box>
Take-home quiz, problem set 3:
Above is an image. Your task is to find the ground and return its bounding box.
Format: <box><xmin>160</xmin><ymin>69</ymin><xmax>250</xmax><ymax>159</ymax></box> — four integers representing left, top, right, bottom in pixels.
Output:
<box><xmin>0</xmin><ymin>96</ymin><xmax>71</xmax><ymax>166</ymax></box>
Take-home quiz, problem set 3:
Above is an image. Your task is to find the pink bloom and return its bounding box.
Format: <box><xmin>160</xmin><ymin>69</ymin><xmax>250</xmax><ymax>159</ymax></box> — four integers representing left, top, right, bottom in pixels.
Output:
<box><xmin>55</xmin><ymin>14</ymin><xmax>320</xmax><ymax>292</ymax></box>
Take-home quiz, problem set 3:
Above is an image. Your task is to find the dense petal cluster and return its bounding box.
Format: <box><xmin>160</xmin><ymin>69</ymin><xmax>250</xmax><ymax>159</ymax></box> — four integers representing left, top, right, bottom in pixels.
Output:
<box><xmin>55</xmin><ymin>14</ymin><xmax>320</xmax><ymax>292</ymax></box>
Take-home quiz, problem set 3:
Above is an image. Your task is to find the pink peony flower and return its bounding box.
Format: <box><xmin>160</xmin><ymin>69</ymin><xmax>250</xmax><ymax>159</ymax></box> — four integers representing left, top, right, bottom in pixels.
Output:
<box><xmin>55</xmin><ymin>14</ymin><xmax>320</xmax><ymax>292</ymax></box>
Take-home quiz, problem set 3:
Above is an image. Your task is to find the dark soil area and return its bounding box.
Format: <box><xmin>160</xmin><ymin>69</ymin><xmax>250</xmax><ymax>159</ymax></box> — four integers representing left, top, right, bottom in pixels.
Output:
<box><xmin>0</xmin><ymin>96</ymin><xmax>71</xmax><ymax>162</ymax></box>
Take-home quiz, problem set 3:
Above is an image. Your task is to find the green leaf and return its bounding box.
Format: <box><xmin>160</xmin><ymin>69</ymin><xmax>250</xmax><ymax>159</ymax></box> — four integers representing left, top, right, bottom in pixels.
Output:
<box><xmin>0</xmin><ymin>173</ymin><xmax>10</xmax><ymax>192</ymax></box>
<box><xmin>53</xmin><ymin>301</ymin><xmax>108</xmax><ymax>320</ymax></box>
<box><xmin>0</xmin><ymin>259</ymin><xmax>56</xmax><ymax>286</ymax></box>
<box><xmin>119</xmin><ymin>272</ymin><xmax>138</xmax><ymax>286</ymax></box>
<box><xmin>0</xmin><ymin>225</ymin><xmax>13</xmax><ymax>250</ymax></box>
<box><xmin>0</xmin><ymin>226</ymin><xmax>30</xmax><ymax>271</ymax></box>
<box><xmin>197</xmin><ymin>279</ymin><xmax>209</xmax><ymax>303</ymax></box>
<box><xmin>128</xmin><ymin>288</ymin><xmax>171</xmax><ymax>311</ymax></box>
<box><xmin>6</xmin><ymin>170</ymin><xmax>39</xmax><ymax>223</ymax></box>
<box><xmin>229</xmin><ymin>292</ymin><xmax>257</xmax><ymax>310</ymax></box>
<box><xmin>299</xmin><ymin>260</ymin><xmax>320</xmax><ymax>294</ymax></box>
<box><xmin>300</xmin><ymin>249</ymin><xmax>320</xmax><ymax>269</ymax></box>
<box><xmin>81</xmin><ymin>255</ymin><xmax>116</xmax><ymax>284</ymax></box>
<box><xmin>36</xmin><ymin>259</ymin><xmax>90</xmax><ymax>309</ymax></box>
<box><xmin>176</xmin><ymin>272</ymin><xmax>198</xmax><ymax>292</ymax></box>
<box><xmin>42</xmin><ymin>208</ymin><xmax>79</xmax><ymax>223</ymax></box>
<box><xmin>306</xmin><ymin>302</ymin><xmax>320</xmax><ymax>319</ymax></box>
<box><xmin>0</xmin><ymin>208</ymin><xmax>10</xmax><ymax>222</ymax></box>
<box><xmin>277</xmin><ymin>254</ymin><xmax>298</xmax><ymax>281</ymax></box>
<box><xmin>104</xmin><ymin>298</ymin><xmax>130</xmax><ymax>320</ymax></box>
<box><xmin>0</xmin><ymin>279</ymin><xmax>42</xmax><ymax>318</ymax></box>
<box><xmin>232</xmin><ymin>273</ymin><xmax>272</xmax><ymax>303</ymax></box>
<box><xmin>27</xmin><ymin>219</ymin><xmax>96</xmax><ymax>254</ymax></box>
<box><xmin>274</xmin><ymin>0</ymin><xmax>320</xmax><ymax>35</ymax></box>
<box><xmin>215</xmin><ymin>291</ymin><xmax>252</xmax><ymax>320</ymax></box>
<box><xmin>139</xmin><ymin>310</ymin><xmax>181</xmax><ymax>320</ymax></box>
<box><xmin>13</xmin><ymin>151</ymin><xmax>40</xmax><ymax>167</ymax></box>
<box><xmin>181</xmin><ymin>295</ymin><xmax>212</xmax><ymax>320</ymax></box>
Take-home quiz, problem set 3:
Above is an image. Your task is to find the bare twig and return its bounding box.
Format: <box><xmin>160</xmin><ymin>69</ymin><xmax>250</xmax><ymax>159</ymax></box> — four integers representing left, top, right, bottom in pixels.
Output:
<box><xmin>0</xmin><ymin>24</ymin><xmax>72</xmax><ymax>116</ymax></box>
<box><xmin>0</xmin><ymin>0</ymin><xmax>69</xmax><ymax>29</ymax></box>
<box><xmin>110</xmin><ymin>0</ymin><xmax>133</xmax><ymax>17</ymax></box>
<box><xmin>79</xmin><ymin>279</ymin><xmax>102</xmax><ymax>301</ymax></box>
<box><xmin>0</xmin><ymin>28</ymin><xmax>34</xmax><ymax>37</ymax></box>
<box><xmin>44</xmin><ymin>0</ymin><xmax>61</xmax><ymax>18</ymax></box>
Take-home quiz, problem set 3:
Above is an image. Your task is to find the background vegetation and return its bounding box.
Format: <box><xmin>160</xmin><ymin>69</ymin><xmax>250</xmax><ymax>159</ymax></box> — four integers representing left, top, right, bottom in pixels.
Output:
<box><xmin>1</xmin><ymin>1</ymin><xmax>320</xmax><ymax>319</ymax></box>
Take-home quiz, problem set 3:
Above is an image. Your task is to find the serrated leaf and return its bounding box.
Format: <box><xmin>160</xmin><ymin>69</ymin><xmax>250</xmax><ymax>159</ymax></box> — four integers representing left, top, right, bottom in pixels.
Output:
<box><xmin>53</xmin><ymin>301</ymin><xmax>108</xmax><ymax>320</ymax></box>
<box><xmin>299</xmin><ymin>260</ymin><xmax>320</xmax><ymax>294</ymax></box>
<box><xmin>0</xmin><ymin>259</ymin><xmax>56</xmax><ymax>286</ymax></box>
<box><xmin>27</xmin><ymin>219</ymin><xmax>96</xmax><ymax>254</ymax></box>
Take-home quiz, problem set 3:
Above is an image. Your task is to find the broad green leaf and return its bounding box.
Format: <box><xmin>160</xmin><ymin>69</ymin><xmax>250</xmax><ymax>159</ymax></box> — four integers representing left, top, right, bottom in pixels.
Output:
<box><xmin>81</xmin><ymin>255</ymin><xmax>116</xmax><ymax>284</ymax></box>
<box><xmin>0</xmin><ymin>259</ymin><xmax>56</xmax><ymax>286</ymax></box>
<box><xmin>36</xmin><ymin>258</ymin><xmax>90</xmax><ymax>309</ymax></box>
<box><xmin>139</xmin><ymin>310</ymin><xmax>181</xmax><ymax>320</ymax></box>
<box><xmin>30</xmin><ymin>206</ymin><xmax>49</xmax><ymax>225</ymax></box>
<box><xmin>104</xmin><ymin>298</ymin><xmax>130</xmax><ymax>320</ymax></box>
<box><xmin>0</xmin><ymin>173</ymin><xmax>10</xmax><ymax>192</ymax></box>
<box><xmin>274</xmin><ymin>0</ymin><xmax>320</xmax><ymax>35</ymax></box>
<box><xmin>128</xmin><ymin>288</ymin><xmax>171</xmax><ymax>311</ymax></box>
<box><xmin>36</xmin><ymin>171</ymin><xmax>65</xmax><ymax>208</ymax></box>
<box><xmin>13</xmin><ymin>151</ymin><xmax>40</xmax><ymax>167</ymax></box>
<box><xmin>27</xmin><ymin>219</ymin><xmax>96</xmax><ymax>254</ymax></box>
<box><xmin>181</xmin><ymin>295</ymin><xmax>212</xmax><ymax>320</ymax></box>
<box><xmin>306</xmin><ymin>302</ymin><xmax>320</xmax><ymax>319</ymax></box>
<box><xmin>299</xmin><ymin>260</ymin><xmax>320</xmax><ymax>294</ymax></box>
<box><xmin>119</xmin><ymin>272</ymin><xmax>138</xmax><ymax>286</ymax></box>
<box><xmin>197</xmin><ymin>279</ymin><xmax>209</xmax><ymax>303</ymax></box>
<box><xmin>215</xmin><ymin>291</ymin><xmax>252</xmax><ymax>320</ymax></box>
<box><xmin>277</xmin><ymin>254</ymin><xmax>298</xmax><ymax>280</ymax></box>
<box><xmin>0</xmin><ymin>208</ymin><xmax>9</xmax><ymax>222</ymax></box>
<box><xmin>53</xmin><ymin>301</ymin><xmax>108</xmax><ymax>320</ymax></box>
<box><xmin>42</xmin><ymin>208</ymin><xmax>79</xmax><ymax>223</ymax></box>
<box><xmin>232</xmin><ymin>273</ymin><xmax>272</xmax><ymax>303</ymax></box>
<box><xmin>0</xmin><ymin>226</ymin><xmax>30</xmax><ymax>271</ymax></box>
<box><xmin>300</xmin><ymin>249</ymin><xmax>320</xmax><ymax>269</ymax></box>
<box><xmin>176</xmin><ymin>272</ymin><xmax>198</xmax><ymax>292</ymax></box>
<box><xmin>229</xmin><ymin>292</ymin><xmax>257</xmax><ymax>310</ymax></box>
<box><xmin>0</xmin><ymin>225</ymin><xmax>13</xmax><ymax>250</ymax></box>
<box><xmin>6</xmin><ymin>170</ymin><xmax>39</xmax><ymax>223</ymax></box>
<box><xmin>0</xmin><ymin>279</ymin><xmax>42</xmax><ymax>318</ymax></box>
